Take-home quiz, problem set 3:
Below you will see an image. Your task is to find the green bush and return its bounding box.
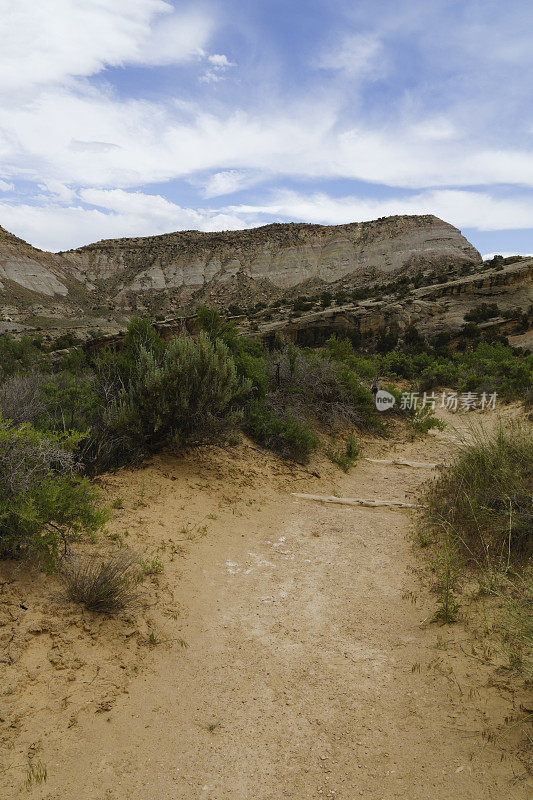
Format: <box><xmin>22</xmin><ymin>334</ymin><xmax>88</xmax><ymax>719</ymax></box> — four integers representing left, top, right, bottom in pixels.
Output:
<box><xmin>423</xmin><ymin>421</ymin><xmax>532</xmax><ymax>565</ymax></box>
<box><xmin>0</xmin><ymin>335</ymin><xmax>48</xmax><ymax>377</ymax></box>
<box><xmin>464</xmin><ymin>303</ymin><xmax>500</xmax><ymax>323</ymax></box>
<box><xmin>0</xmin><ymin>415</ymin><xmax>106</xmax><ymax>566</ymax></box>
<box><xmin>328</xmin><ymin>432</ymin><xmax>360</xmax><ymax>472</ymax></box>
<box><xmin>266</xmin><ymin>347</ymin><xmax>380</xmax><ymax>432</ymax></box>
<box><xmin>107</xmin><ymin>331</ymin><xmax>251</xmax><ymax>457</ymax></box>
<box><xmin>245</xmin><ymin>399</ymin><xmax>318</xmax><ymax>463</ymax></box>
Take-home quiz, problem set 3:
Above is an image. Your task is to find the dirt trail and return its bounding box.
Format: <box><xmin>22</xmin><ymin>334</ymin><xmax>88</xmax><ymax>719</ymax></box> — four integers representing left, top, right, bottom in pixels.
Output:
<box><xmin>1</xmin><ymin>410</ymin><xmax>531</xmax><ymax>799</ymax></box>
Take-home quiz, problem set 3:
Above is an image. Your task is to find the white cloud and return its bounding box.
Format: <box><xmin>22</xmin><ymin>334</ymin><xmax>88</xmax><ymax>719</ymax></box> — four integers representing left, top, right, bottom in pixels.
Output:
<box><xmin>0</xmin><ymin>0</ymin><xmax>532</xmax><ymax>255</ymax></box>
<box><xmin>37</xmin><ymin>180</ymin><xmax>76</xmax><ymax>202</ymax></box>
<box><xmin>4</xmin><ymin>184</ymin><xmax>533</xmax><ymax>254</ymax></box>
<box><xmin>200</xmin><ymin>52</ymin><xmax>237</xmax><ymax>83</ymax></box>
<box><xmin>4</xmin><ymin>79</ymin><xmax>533</xmax><ymax>194</ymax></box>
<box><xmin>140</xmin><ymin>10</ymin><xmax>214</xmax><ymax>66</ymax></box>
<box><xmin>318</xmin><ymin>33</ymin><xmax>385</xmax><ymax>78</ymax></box>
<box><xmin>410</xmin><ymin>117</ymin><xmax>458</xmax><ymax>141</ymax></box>
<box><xmin>226</xmin><ymin>188</ymin><xmax>533</xmax><ymax>232</ymax></box>
<box><xmin>199</xmin><ymin>170</ymin><xmax>257</xmax><ymax>197</ymax></box>
<box><xmin>207</xmin><ymin>54</ymin><xmax>236</xmax><ymax>68</ymax></box>
<box><xmin>0</xmin><ymin>1</ymin><xmax>213</xmax><ymax>92</ymax></box>
<box><xmin>0</xmin><ymin>190</ymin><xmax>249</xmax><ymax>251</ymax></box>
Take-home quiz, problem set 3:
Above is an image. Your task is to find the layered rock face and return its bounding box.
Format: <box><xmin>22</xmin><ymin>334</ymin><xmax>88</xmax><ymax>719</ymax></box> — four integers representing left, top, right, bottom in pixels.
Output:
<box><xmin>62</xmin><ymin>215</ymin><xmax>481</xmax><ymax>301</ymax></box>
<box><xmin>0</xmin><ymin>226</ymin><xmax>91</xmax><ymax>322</ymax></box>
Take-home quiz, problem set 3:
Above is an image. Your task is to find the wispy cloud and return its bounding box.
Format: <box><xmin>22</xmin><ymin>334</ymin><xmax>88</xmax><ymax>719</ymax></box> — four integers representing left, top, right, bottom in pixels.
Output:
<box><xmin>0</xmin><ymin>1</ymin><xmax>213</xmax><ymax>92</ymax></box>
<box><xmin>0</xmin><ymin>0</ymin><xmax>532</xmax><ymax>254</ymax></box>
<box><xmin>318</xmin><ymin>33</ymin><xmax>385</xmax><ymax>78</ymax></box>
<box><xmin>226</xmin><ymin>188</ymin><xmax>533</xmax><ymax>232</ymax></box>
<box><xmin>200</xmin><ymin>52</ymin><xmax>237</xmax><ymax>82</ymax></box>
<box><xmin>198</xmin><ymin>170</ymin><xmax>258</xmax><ymax>197</ymax></box>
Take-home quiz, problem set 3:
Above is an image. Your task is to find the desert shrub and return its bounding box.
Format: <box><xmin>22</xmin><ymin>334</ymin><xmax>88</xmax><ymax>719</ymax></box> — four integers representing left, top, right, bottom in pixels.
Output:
<box><xmin>353</xmin><ymin>340</ymin><xmax>532</xmax><ymax>401</ymax></box>
<box><xmin>0</xmin><ymin>335</ymin><xmax>48</xmax><ymax>376</ymax></box>
<box><xmin>228</xmin><ymin>304</ymin><xmax>245</xmax><ymax>316</ymax></box>
<box><xmin>411</xmin><ymin>404</ymin><xmax>446</xmax><ymax>434</ymax></box>
<box><xmin>376</xmin><ymin>329</ymin><xmax>399</xmax><ymax>353</ymax></box>
<box><xmin>0</xmin><ymin>415</ymin><xmax>106</xmax><ymax>565</ymax></box>
<box><xmin>420</xmin><ymin>420</ymin><xmax>532</xmax><ymax>662</ymax></box>
<box><xmin>292</xmin><ymin>297</ymin><xmax>314</xmax><ymax>312</ymax></box>
<box><xmin>45</xmin><ymin>373</ymin><xmax>97</xmax><ymax>432</ymax></box>
<box><xmin>328</xmin><ymin>432</ymin><xmax>360</xmax><ymax>472</ymax></box>
<box><xmin>196</xmin><ymin>306</ymin><xmax>240</xmax><ymax>344</ymax></box>
<box><xmin>266</xmin><ymin>347</ymin><xmax>380</xmax><ymax>431</ymax></box>
<box><xmin>422</xmin><ymin>421</ymin><xmax>532</xmax><ymax>566</ymax></box>
<box><xmin>460</xmin><ymin>321</ymin><xmax>481</xmax><ymax>339</ymax></box>
<box><xmin>0</xmin><ymin>371</ymin><xmax>50</xmax><ymax>425</ymax></box>
<box><xmin>62</xmin><ymin>551</ymin><xmax>139</xmax><ymax>612</ymax></box>
<box><xmin>464</xmin><ymin>303</ymin><xmax>500</xmax><ymax>323</ymax></box>
<box><xmin>51</xmin><ymin>332</ymin><xmax>82</xmax><ymax>350</ymax></box>
<box><xmin>324</xmin><ymin>336</ymin><xmax>379</xmax><ymax>379</ymax></box>
<box><xmin>245</xmin><ymin>399</ymin><xmax>318</xmax><ymax>462</ymax></box>
<box><xmin>106</xmin><ymin>331</ymin><xmax>251</xmax><ymax>459</ymax></box>
<box><xmin>325</xmin><ymin>335</ymin><xmax>356</xmax><ymax>364</ymax></box>
<box><xmin>403</xmin><ymin>325</ymin><xmax>424</xmax><ymax>349</ymax></box>
<box><xmin>418</xmin><ymin>360</ymin><xmax>458</xmax><ymax>391</ymax></box>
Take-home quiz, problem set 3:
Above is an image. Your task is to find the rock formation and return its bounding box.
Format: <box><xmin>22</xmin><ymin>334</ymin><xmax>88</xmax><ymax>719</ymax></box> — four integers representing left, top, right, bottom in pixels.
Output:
<box><xmin>0</xmin><ymin>225</ymin><xmax>93</xmax><ymax>330</ymax></box>
<box><xmin>61</xmin><ymin>216</ymin><xmax>480</xmax><ymax>308</ymax></box>
<box><xmin>3</xmin><ymin>215</ymin><xmax>531</xmax><ymax>350</ymax></box>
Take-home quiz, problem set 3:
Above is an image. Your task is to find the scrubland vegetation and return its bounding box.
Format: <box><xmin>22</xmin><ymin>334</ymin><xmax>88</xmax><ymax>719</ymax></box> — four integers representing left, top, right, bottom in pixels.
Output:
<box><xmin>420</xmin><ymin>422</ymin><xmax>532</xmax><ymax>675</ymax></box>
<box><xmin>324</xmin><ymin>330</ymin><xmax>533</xmax><ymax>401</ymax></box>
<box><xmin>0</xmin><ymin>311</ymin><xmax>390</xmax><ymax>568</ymax></box>
<box><xmin>0</xmin><ymin>307</ymin><xmax>530</xmax><ymax>643</ymax></box>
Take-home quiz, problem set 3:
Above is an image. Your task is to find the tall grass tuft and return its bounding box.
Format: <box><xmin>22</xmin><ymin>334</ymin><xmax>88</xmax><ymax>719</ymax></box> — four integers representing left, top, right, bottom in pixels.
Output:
<box><xmin>62</xmin><ymin>551</ymin><xmax>140</xmax><ymax>612</ymax></box>
<box><xmin>424</xmin><ymin>420</ymin><xmax>532</xmax><ymax>568</ymax></box>
<box><xmin>421</xmin><ymin>418</ymin><xmax>532</xmax><ymax>669</ymax></box>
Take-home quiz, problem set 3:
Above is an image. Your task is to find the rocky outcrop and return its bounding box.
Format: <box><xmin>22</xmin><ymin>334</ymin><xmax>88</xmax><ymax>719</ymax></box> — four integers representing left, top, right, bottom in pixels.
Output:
<box><xmin>61</xmin><ymin>215</ymin><xmax>481</xmax><ymax>306</ymax></box>
<box><xmin>230</xmin><ymin>259</ymin><xmax>533</xmax><ymax>347</ymax></box>
<box><xmin>0</xmin><ymin>226</ymin><xmax>93</xmax><ymax>323</ymax></box>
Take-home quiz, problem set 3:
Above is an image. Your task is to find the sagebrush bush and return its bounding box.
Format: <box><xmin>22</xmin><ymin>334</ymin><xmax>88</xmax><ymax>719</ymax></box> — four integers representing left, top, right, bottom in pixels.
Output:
<box><xmin>328</xmin><ymin>432</ymin><xmax>360</xmax><ymax>472</ymax></box>
<box><xmin>266</xmin><ymin>346</ymin><xmax>380</xmax><ymax>431</ymax></box>
<box><xmin>0</xmin><ymin>371</ymin><xmax>50</xmax><ymax>425</ymax></box>
<box><xmin>0</xmin><ymin>415</ymin><xmax>106</xmax><ymax>565</ymax></box>
<box><xmin>244</xmin><ymin>399</ymin><xmax>318</xmax><ymax>462</ymax></box>
<box><xmin>107</xmin><ymin>330</ymin><xmax>251</xmax><ymax>456</ymax></box>
<box><xmin>0</xmin><ymin>335</ymin><xmax>47</xmax><ymax>377</ymax></box>
<box><xmin>62</xmin><ymin>551</ymin><xmax>139</xmax><ymax>612</ymax></box>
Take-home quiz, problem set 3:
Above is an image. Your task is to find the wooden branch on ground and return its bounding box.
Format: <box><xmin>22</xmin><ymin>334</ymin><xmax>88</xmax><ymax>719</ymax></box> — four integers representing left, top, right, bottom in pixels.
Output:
<box><xmin>291</xmin><ymin>493</ymin><xmax>423</xmax><ymax>509</ymax></box>
<box><xmin>364</xmin><ymin>458</ymin><xmax>438</xmax><ymax>468</ymax></box>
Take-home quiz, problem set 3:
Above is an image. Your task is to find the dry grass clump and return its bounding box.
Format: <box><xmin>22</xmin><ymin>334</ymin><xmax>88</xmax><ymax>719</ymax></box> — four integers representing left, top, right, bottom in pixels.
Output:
<box><xmin>62</xmin><ymin>551</ymin><xmax>140</xmax><ymax>612</ymax></box>
<box><xmin>424</xmin><ymin>420</ymin><xmax>532</xmax><ymax>566</ymax></box>
<box><xmin>420</xmin><ymin>418</ymin><xmax>532</xmax><ymax>671</ymax></box>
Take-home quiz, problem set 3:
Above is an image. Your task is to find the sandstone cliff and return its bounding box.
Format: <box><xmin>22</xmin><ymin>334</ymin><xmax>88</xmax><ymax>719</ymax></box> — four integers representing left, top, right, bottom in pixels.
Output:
<box><xmin>0</xmin><ymin>225</ymin><xmax>93</xmax><ymax>327</ymax></box>
<box><xmin>61</xmin><ymin>216</ymin><xmax>481</xmax><ymax>309</ymax></box>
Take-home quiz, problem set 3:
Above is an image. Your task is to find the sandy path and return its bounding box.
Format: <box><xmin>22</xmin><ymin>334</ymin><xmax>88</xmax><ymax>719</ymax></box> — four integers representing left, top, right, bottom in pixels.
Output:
<box><xmin>1</xmin><ymin>417</ymin><xmax>531</xmax><ymax>798</ymax></box>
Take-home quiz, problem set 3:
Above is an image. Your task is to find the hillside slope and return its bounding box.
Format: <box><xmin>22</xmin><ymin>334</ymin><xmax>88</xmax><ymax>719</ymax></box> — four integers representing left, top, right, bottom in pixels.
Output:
<box><xmin>61</xmin><ymin>215</ymin><xmax>481</xmax><ymax>312</ymax></box>
<box><xmin>0</xmin><ymin>225</ymin><xmax>93</xmax><ymax>327</ymax></box>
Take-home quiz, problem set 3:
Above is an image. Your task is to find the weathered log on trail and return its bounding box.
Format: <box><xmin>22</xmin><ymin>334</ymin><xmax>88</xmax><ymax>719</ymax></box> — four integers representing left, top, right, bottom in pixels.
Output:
<box><xmin>291</xmin><ymin>493</ymin><xmax>422</xmax><ymax>509</ymax></box>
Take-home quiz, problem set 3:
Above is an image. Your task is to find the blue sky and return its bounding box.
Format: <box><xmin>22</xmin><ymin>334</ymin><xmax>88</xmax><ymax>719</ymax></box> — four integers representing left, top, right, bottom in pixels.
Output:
<box><xmin>1</xmin><ymin>0</ymin><xmax>533</xmax><ymax>256</ymax></box>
